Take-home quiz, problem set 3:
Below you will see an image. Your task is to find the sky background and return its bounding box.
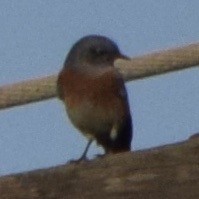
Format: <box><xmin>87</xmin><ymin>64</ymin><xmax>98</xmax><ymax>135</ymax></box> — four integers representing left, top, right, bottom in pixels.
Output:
<box><xmin>0</xmin><ymin>0</ymin><xmax>199</xmax><ymax>176</ymax></box>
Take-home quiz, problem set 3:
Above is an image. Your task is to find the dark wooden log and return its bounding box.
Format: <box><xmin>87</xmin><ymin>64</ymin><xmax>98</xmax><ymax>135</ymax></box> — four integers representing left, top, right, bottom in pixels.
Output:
<box><xmin>0</xmin><ymin>134</ymin><xmax>199</xmax><ymax>199</ymax></box>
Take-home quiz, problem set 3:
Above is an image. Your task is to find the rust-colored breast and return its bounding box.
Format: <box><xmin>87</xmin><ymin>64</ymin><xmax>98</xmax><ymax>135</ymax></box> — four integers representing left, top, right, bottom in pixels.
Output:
<box><xmin>57</xmin><ymin>67</ymin><xmax>132</xmax><ymax>147</ymax></box>
<box><xmin>58</xmin><ymin>68</ymin><xmax>128</xmax><ymax>114</ymax></box>
<box><xmin>57</xmin><ymin>67</ymin><xmax>131</xmax><ymax>137</ymax></box>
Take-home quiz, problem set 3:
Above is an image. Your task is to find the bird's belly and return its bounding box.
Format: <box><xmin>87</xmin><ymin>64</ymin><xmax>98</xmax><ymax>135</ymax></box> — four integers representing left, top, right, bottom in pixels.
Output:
<box><xmin>66</xmin><ymin>99</ymin><xmax>117</xmax><ymax>137</ymax></box>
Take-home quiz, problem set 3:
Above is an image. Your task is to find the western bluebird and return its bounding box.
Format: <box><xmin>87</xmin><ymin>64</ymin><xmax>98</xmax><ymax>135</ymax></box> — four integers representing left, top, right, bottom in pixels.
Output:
<box><xmin>57</xmin><ymin>35</ymin><xmax>132</xmax><ymax>161</ymax></box>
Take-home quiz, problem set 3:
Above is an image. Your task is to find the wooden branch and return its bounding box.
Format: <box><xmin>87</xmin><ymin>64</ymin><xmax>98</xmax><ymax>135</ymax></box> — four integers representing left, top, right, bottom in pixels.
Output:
<box><xmin>115</xmin><ymin>43</ymin><xmax>199</xmax><ymax>81</ymax></box>
<box><xmin>0</xmin><ymin>134</ymin><xmax>199</xmax><ymax>199</ymax></box>
<box><xmin>0</xmin><ymin>43</ymin><xmax>199</xmax><ymax>110</ymax></box>
<box><xmin>0</xmin><ymin>75</ymin><xmax>57</xmax><ymax>110</ymax></box>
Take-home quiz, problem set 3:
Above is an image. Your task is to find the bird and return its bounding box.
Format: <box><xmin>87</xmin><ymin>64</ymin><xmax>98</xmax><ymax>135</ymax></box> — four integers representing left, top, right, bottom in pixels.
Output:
<box><xmin>57</xmin><ymin>35</ymin><xmax>132</xmax><ymax>161</ymax></box>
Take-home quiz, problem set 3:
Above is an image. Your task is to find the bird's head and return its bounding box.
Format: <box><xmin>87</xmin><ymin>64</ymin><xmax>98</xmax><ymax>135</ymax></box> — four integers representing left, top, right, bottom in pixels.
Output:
<box><xmin>64</xmin><ymin>35</ymin><xmax>128</xmax><ymax>72</ymax></box>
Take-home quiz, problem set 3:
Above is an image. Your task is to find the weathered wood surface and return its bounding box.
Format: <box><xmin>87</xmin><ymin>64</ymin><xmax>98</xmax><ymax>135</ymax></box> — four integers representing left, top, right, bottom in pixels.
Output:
<box><xmin>0</xmin><ymin>134</ymin><xmax>199</xmax><ymax>199</ymax></box>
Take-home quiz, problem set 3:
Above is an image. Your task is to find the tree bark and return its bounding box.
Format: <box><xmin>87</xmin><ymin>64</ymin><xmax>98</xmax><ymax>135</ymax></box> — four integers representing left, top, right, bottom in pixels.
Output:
<box><xmin>0</xmin><ymin>134</ymin><xmax>199</xmax><ymax>199</ymax></box>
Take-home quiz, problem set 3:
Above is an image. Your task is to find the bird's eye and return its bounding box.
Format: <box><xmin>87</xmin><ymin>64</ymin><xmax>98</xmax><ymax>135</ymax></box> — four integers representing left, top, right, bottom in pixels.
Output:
<box><xmin>90</xmin><ymin>47</ymin><xmax>106</xmax><ymax>56</ymax></box>
<box><xmin>96</xmin><ymin>48</ymin><xmax>106</xmax><ymax>55</ymax></box>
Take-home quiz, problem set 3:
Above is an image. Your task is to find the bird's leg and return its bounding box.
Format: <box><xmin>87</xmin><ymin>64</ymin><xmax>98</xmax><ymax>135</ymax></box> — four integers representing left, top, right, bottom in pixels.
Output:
<box><xmin>69</xmin><ymin>139</ymin><xmax>93</xmax><ymax>163</ymax></box>
<box><xmin>78</xmin><ymin>139</ymin><xmax>93</xmax><ymax>160</ymax></box>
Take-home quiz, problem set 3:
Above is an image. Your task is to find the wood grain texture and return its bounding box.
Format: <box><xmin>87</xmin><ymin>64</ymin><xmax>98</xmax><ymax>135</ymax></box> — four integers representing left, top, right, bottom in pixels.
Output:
<box><xmin>0</xmin><ymin>134</ymin><xmax>199</xmax><ymax>199</ymax></box>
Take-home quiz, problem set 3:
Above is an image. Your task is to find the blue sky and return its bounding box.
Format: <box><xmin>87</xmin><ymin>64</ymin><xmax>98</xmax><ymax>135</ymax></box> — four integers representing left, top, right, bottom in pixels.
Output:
<box><xmin>0</xmin><ymin>1</ymin><xmax>199</xmax><ymax>175</ymax></box>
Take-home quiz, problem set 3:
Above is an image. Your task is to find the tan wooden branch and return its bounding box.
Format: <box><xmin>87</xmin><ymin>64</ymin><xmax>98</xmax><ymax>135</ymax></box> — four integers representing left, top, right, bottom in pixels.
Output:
<box><xmin>0</xmin><ymin>134</ymin><xmax>199</xmax><ymax>199</ymax></box>
<box><xmin>0</xmin><ymin>75</ymin><xmax>57</xmax><ymax>110</ymax></box>
<box><xmin>115</xmin><ymin>43</ymin><xmax>199</xmax><ymax>81</ymax></box>
<box><xmin>0</xmin><ymin>43</ymin><xmax>199</xmax><ymax>110</ymax></box>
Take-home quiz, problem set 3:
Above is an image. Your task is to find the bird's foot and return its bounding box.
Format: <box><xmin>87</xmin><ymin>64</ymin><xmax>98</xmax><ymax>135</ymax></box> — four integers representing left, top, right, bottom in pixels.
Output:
<box><xmin>68</xmin><ymin>155</ymin><xmax>89</xmax><ymax>164</ymax></box>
